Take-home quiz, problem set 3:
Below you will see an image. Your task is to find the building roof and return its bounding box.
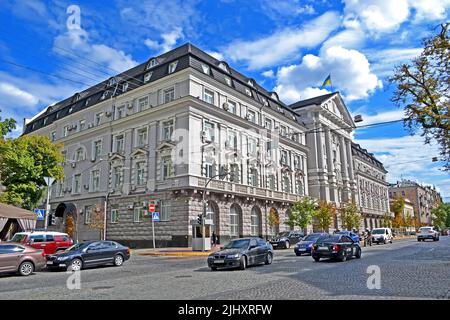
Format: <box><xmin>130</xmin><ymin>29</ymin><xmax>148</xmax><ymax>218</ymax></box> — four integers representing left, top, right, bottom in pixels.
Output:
<box><xmin>0</xmin><ymin>203</ymin><xmax>37</xmax><ymax>220</ymax></box>
<box><xmin>351</xmin><ymin>142</ymin><xmax>387</xmax><ymax>173</ymax></box>
<box><xmin>289</xmin><ymin>92</ymin><xmax>337</xmax><ymax>109</ymax></box>
<box><xmin>24</xmin><ymin>43</ymin><xmax>299</xmax><ymax>135</ymax></box>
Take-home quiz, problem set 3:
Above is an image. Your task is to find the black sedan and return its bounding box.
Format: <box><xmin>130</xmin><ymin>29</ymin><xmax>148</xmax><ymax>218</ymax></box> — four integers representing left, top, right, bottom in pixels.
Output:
<box><xmin>311</xmin><ymin>234</ymin><xmax>361</xmax><ymax>262</ymax></box>
<box><xmin>269</xmin><ymin>231</ymin><xmax>304</xmax><ymax>249</ymax></box>
<box><xmin>207</xmin><ymin>237</ymin><xmax>273</xmax><ymax>271</ymax></box>
<box><xmin>46</xmin><ymin>241</ymin><xmax>131</xmax><ymax>271</ymax></box>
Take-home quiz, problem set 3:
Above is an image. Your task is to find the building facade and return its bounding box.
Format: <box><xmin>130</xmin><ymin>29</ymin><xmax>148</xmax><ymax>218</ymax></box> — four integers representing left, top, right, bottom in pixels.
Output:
<box><xmin>352</xmin><ymin>143</ymin><xmax>390</xmax><ymax>230</ymax></box>
<box><xmin>389</xmin><ymin>180</ymin><xmax>443</xmax><ymax>225</ymax></box>
<box><xmin>24</xmin><ymin>44</ymin><xmax>309</xmax><ymax>247</ymax></box>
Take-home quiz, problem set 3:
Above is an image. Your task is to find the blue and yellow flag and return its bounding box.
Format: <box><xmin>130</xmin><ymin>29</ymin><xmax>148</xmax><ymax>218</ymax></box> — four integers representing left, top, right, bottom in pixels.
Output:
<box><xmin>321</xmin><ymin>74</ymin><xmax>332</xmax><ymax>88</ymax></box>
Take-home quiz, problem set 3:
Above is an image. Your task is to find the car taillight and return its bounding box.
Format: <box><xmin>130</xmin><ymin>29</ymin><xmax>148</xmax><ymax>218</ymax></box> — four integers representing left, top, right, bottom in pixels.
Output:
<box><xmin>332</xmin><ymin>244</ymin><xmax>340</xmax><ymax>252</ymax></box>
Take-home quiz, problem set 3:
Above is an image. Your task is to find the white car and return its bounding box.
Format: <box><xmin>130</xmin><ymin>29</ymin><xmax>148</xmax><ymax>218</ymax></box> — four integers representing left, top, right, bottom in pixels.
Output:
<box><xmin>417</xmin><ymin>226</ymin><xmax>440</xmax><ymax>241</ymax></box>
<box><xmin>371</xmin><ymin>228</ymin><xmax>393</xmax><ymax>244</ymax></box>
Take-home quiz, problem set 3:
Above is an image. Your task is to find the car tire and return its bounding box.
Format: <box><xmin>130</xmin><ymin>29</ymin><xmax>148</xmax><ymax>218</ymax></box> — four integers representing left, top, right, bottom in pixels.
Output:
<box><xmin>295</xmin><ymin>252</ymin><xmax>302</xmax><ymax>256</ymax></box>
<box><xmin>313</xmin><ymin>256</ymin><xmax>320</xmax><ymax>262</ymax></box>
<box><xmin>383</xmin><ymin>238</ymin><xmax>387</xmax><ymax>244</ymax></box>
<box><xmin>265</xmin><ymin>252</ymin><xmax>273</xmax><ymax>265</ymax></box>
<box><xmin>113</xmin><ymin>254</ymin><xmax>124</xmax><ymax>266</ymax></box>
<box><xmin>239</xmin><ymin>256</ymin><xmax>247</xmax><ymax>270</ymax></box>
<box><xmin>210</xmin><ymin>266</ymin><xmax>217</xmax><ymax>271</ymax></box>
<box><xmin>18</xmin><ymin>261</ymin><xmax>34</xmax><ymax>276</ymax></box>
<box><xmin>68</xmin><ymin>258</ymin><xmax>83</xmax><ymax>271</ymax></box>
<box><xmin>285</xmin><ymin>241</ymin><xmax>290</xmax><ymax>249</ymax></box>
<box><xmin>339</xmin><ymin>253</ymin><xmax>347</xmax><ymax>262</ymax></box>
<box><xmin>355</xmin><ymin>248</ymin><xmax>362</xmax><ymax>259</ymax></box>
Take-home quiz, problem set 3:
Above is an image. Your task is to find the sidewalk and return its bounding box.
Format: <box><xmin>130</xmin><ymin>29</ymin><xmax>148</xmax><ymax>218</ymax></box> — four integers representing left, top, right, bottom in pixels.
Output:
<box><xmin>132</xmin><ymin>246</ymin><xmax>221</xmax><ymax>257</ymax></box>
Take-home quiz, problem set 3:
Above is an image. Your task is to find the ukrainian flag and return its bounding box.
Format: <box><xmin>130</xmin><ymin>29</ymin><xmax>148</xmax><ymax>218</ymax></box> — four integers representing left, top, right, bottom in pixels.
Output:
<box><xmin>321</xmin><ymin>74</ymin><xmax>332</xmax><ymax>88</ymax></box>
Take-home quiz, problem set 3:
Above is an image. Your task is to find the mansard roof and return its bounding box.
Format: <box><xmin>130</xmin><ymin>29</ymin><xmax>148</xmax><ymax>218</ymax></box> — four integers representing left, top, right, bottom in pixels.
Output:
<box><xmin>351</xmin><ymin>142</ymin><xmax>387</xmax><ymax>173</ymax></box>
<box><xmin>289</xmin><ymin>92</ymin><xmax>337</xmax><ymax>109</ymax></box>
<box><xmin>24</xmin><ymin>43</ymin><xmax>298</xmax><ymax>135</ymax></box>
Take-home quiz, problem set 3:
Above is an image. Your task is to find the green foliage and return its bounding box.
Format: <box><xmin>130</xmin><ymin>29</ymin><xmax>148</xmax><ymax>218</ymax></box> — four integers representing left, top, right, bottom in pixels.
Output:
<box><xmin>339</xmin><ymin>201</ymin><xmax>362</xmax><ymax>230</ymax></box>
<box><xmin>390</xmin><ymin>23</ymin><xmax>450</xmax><ymax>170</ymax></box>
<box><xmin>391</xmin><ymin>197</ymin><xmax>405</xmax><ymax>215</ymax></box>
<box><xmin>0</xmin><ymin>135</ymin><xmax>64</xmax><ymax>210</ymax></box>
<box><xmin>287</xmin><ymin>197</ymin><xmax>316</xmax><ymax>231</ymax></box>
<box><xmin>0</xmin><ymin>110</ymin><xmax>16</xmax><ymax>139</ymax></box>
<box><xmin>431</xmin><ymin>203</ymin><xmax>450</xmax><ymax>229</ymax></box>
<box><xmin>313</xmin><ymin>201</ymin><xmax>336</xmax><ymax>232</ymax></box>
<box><xmin>381</xmin><ymin>212</ymin><xmax>393</xmax><ymax>228</ymax></box>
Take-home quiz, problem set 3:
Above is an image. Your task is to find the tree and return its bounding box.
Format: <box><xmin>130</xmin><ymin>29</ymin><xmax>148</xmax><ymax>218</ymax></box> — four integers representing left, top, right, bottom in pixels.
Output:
<box><xmin>431</xmin><ymin>203</ymin><xmax>450</xmax><ymax>229</ymax></box>
<box><xmin>313</xmin><ymin>201</ymin><xmax>336</xmax><ymax>232</ymax></box>
<box><xmin>0</xmin><ymin>110</ymin><xmax>16</xmax><ymax>139</ymax></box>
<box><xmin>339</xmin><ymin>201</ymin><xmax>362</xmax><ymax>231</ymax></box>
<box><xmin>390</xmin><ymin>23</ymin><xmax>450</xmax><ymax>170</ymax></box>
<box><xmin>381</xmin><ymin>212</ymin><xmax>393</xmax><ymax>228</ymax></box>
<box><xmin>446</xmin><ymin>207</ymin><xmax>450</xmax><ymax>228</ymax></box>
<box><xmin>268</xmin><ymin>208</ymin><xmax>280</xmax><ymax>234</ymax></box>
<box><xmin>287</xmin><ymin>197</ymin><xmax>316</xmax><ymax>232</ymax></box>
<box><xmin>89</xmin><ymin>204</ymin><xmax>105</xmax><ymax>239</ymax></box>
<box><xmin>391</xmin><ymin>197</ymin><xmax>405</xmax><ymax>228</ymax></box>
<box><xmin>0</xmin><ymin>135</ymin><xmax>64</xmax><ymax>210</ymax></box>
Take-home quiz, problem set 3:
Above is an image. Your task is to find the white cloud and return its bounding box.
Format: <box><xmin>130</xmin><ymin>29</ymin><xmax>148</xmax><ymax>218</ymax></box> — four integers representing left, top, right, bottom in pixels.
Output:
<box><xmin>366</xmin><ymin>47</ymin><xmax>422</xmax><ymax>78</ymax></box>
<box><xmin>144</xmin><ymin>27</ymin><xmax>184</xmax><ymax>54</ymax></box>
<box><xmin>357</xmin><ymin>109</ymin><xmax>405</xmax><ymax>125</ymax></box>
<box><xmin>410</xmin><ymin>0</ymin><xmax>450</xmax><ymax>22</ymax></box>
<box><xmin>261</xmin><ymin>70</ymin><xmax>275</xmax><ymax>78</ymax></box>
<box><xmin>53</xmin><ymin>27</ymin><xmax>137</xmax><ymax>74</ymax></box>
<box><xmin>223</xmin><ymin>11</ymin><xmax>341</xmax><ymax>69</ymax></box>
<box><xmin>206</xmin><ymin>51</ymin><xmax>225</xmax><ymax>61</ymax></box>
<box><xmin>0</xmin><ymin>82</ymin><xmax>39</xmax><ymax>108</ymax></box>
<box><xmin>274</xmin><ymin>45</ymin><xmax>380</xmax><ymax>104</ymax></box>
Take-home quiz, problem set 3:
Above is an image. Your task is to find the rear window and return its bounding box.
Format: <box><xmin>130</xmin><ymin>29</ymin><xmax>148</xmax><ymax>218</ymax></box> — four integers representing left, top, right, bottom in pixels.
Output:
<box><xmin>316</xmin><ymin>235</ymin><xmax>340</xmax><ymax>243</ymax></box>
<box><xmin>29</xmin><ymin>235</ymin><xmax>46</xmax><ymax>243</ymax></box>
<box><xmin>303</xmin><ymin>234</ymin><xmax>321</xmax><ymax>241</ymax></box>
<box><xmin>420</xmin><ymin>227</ymin><xmax>432</xmax><ymax>232</ymax></box>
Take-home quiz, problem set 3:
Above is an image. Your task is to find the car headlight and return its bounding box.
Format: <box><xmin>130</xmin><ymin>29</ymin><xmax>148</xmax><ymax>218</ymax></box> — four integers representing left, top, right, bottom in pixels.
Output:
<box><xmin>308</xmin><ymin>244</ymin><xmax>312</xmax><ymax>247</ymax></box>
<box><xmin>57</xmin><ymin>256</ymin><xmax>69</xmax><ymax>261</ymax></box>
<box><xmin>226</xmin><ymin>254</ymin><xmax>239</xmax><ymax>259</ymax></box>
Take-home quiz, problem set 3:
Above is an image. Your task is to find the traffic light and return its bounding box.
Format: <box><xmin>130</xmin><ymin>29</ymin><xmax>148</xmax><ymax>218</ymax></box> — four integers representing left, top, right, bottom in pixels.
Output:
<box><xmin>197</xmin><ymin>214</ymin><xmax>203</xmax><ymax>225</ymax></box>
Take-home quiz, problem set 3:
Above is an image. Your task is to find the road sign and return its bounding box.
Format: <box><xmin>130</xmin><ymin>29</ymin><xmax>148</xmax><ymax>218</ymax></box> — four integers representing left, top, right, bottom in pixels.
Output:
<box><xmin>152</xmin><ymin>212</ymin><xmax>160</xmax><ymax>222</ymax></box>
<box><xmin>148</xmin><ymin>203</ymin><xmax>156</xmax><ymax>213</ymax></box>
<box><xmin>34</xmin><ymin>209</ymin><xmax>45</xmax><ymax>221</ymax></box>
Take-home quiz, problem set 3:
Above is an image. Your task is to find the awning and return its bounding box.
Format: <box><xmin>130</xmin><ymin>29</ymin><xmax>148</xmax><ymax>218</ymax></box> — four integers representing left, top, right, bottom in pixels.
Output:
<box><xmin>0</xmin><ymin>203</ymin><xmax>37</xmax><ymax>220</ymax></box>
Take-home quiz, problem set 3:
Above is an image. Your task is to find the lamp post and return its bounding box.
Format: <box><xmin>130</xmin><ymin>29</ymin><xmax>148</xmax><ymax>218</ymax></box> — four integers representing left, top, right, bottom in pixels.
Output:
<box><xmin>201</xmin><ymin>169</ymin><xmax>231</xmax><ymax>252</ymax></box>
<box><xmin>43</xmin><ymin>177</ymin><xmax>55</xmax><ymax>230</ymax></box>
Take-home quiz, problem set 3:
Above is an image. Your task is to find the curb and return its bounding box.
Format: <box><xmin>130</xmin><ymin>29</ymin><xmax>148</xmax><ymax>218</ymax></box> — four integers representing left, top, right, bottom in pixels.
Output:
<box><xmin>138</xmin><ymin>251</ymin><xmax>212</xmax><ymax>257</ymax></box>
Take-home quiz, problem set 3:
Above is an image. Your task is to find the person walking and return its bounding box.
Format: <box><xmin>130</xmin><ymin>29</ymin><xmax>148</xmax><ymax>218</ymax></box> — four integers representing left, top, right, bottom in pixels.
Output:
<box><xmin>211</xmin><ymin>231</ymin><xmax>217</xmax><ymax>247</ymax></box>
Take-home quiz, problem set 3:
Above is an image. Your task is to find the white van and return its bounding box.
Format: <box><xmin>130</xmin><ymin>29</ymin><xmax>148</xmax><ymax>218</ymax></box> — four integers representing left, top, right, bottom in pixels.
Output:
<box><xmin>371</xmin><ymin>228</ymin><xmax>393</xmax><ymax>244</ymax></box>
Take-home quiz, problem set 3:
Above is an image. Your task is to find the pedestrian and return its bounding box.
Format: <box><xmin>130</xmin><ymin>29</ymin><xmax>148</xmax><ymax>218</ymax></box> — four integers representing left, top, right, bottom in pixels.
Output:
<box><xmin>211</xmin><ymin>231</ymin><xmax>217</xmax><ymax>247</ymax></box>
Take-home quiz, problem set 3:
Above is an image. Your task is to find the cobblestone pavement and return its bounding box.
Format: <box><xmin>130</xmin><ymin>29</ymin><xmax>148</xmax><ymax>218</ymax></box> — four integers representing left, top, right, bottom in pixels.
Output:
<box><xmin>0</xmin><ymin>237</ymin><xmax>449</xmax><ymax>300</ymax></box>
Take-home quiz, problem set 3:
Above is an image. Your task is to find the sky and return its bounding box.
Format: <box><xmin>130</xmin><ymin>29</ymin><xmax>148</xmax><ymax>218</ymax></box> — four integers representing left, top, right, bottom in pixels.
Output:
<box><xmin>0</xmin><ymin>0</ymin><xmax>448</xmax><ymax>201</ymax></box>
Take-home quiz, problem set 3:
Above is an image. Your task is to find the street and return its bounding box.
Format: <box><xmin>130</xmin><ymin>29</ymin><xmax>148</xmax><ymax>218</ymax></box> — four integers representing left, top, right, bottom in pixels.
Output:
<box><xmin>0</xmin><ymin>237</ymin><xmax>449</xmax><ymax>300</ymax></box>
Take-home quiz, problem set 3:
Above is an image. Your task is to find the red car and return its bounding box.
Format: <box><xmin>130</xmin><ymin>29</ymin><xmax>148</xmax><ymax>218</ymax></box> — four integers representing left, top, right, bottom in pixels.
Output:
<box><xmin>10</xmin><ymin>232</ymin><xmax>73</xmax><ymax>255</ymax></box>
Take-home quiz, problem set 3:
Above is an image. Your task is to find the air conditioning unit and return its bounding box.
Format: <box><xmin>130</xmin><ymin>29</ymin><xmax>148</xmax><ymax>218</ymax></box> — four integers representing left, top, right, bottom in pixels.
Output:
<box><xmin>130</xmin><ymin>185</ymin><xmax>136</xmax><ymax>191</ymax></box>
<box><xmin>127</xmin><ymin>204</ymin><xmax>134</xmax><ymax>210</ymax></box>
<box><xmin>127</xmin><ymin>103</ymin><xmax>133</xmax><ymax>109</ymax></box>
<box><xmin>245</xmin><ymin>114</ymin><xmax>251</xmax><ymax>121</ymax></box>
<box><xmin>105</xmin><ymin>111</ymin><xmax>112</xmax><ymax>117</ymax></box>
<box><xmin>84</xmin><ymin>184</ymin><xmax>89</xmax><ymax>190</ymax></box>
<box><xmin>65</xmin><ymin>187</ymin><xmax>72</xmax><ymax>193</ymax></box>
<box><xmin>71</xmin><ymin>162</ymin><xmax>76</xmax><ymax>168</ymax></box>
<box><xmin>88</xmin><ymin>123</ymin><xmax>94</xmax><ymax>129</ymax></box>
<box><xmin>108</xmin><ymin>152</ymin><xmax>114</xmax><ymax>157</ymax></box>
<box><xmin>222</xmin><ymin>102</ymin><xmax>229</xmax><ymax>111</ymax></box>
<box><xmin>142</xmin><ymin>201</ymin><xmax>148</xmax><ymax>208</ymax></box>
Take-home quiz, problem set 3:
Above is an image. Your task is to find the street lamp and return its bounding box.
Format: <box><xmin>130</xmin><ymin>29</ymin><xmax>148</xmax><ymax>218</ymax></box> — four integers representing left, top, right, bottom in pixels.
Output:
<box><xmin>43</xmin><ymin>176</ymin><xmax>55</xmax><ymax>230</ymax></box>
<box><xmin>201</xmin><ymin>168</ymin><xmax>231</xmax><ymax>252</ymax></box>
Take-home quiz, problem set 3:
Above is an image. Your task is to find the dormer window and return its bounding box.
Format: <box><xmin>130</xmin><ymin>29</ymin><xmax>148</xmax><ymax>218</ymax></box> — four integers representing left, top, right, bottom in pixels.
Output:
<box><xmin>68</xmin><ymin>106</ymin><xmax>74</xmax><ymax>113</ymax></box>
<box><xmin>271</xmin><ymin>92</ymin><xmax>278</xmax><ymax>101</ymax></box>
<box><xmin>224</xmin><ymin>76</ymin><xmax>232</xmax><ymax>86</ymax></box>
<box><xmin>108</xmin><ymin>77</ymin><xmax>117</xmax><ymax>87</ymax></box>
<box><xmin>144</xmin><ymin>72</ymin><xmax>152</xmax><ymax>83</ymax></box>
<box><xmin>245</xmin><ymin>88</ymin><xmax>252</xmax><ymax>97</ymax></box>
<box><xmin>101</xmin><ymin>91</ymin><xmax>108</xmax><ymax>100</ymax></box>
<box><xmin>123</xmin><ymin>82</ymin><xmax>129</xmax><ymax>92</ymax></box>
<box><xmin>85</xmin><ymin>98</ymin><xmax>90</xmax><ymax>106</ymax></box>
<box><xmin>247</xmin><ymin>79</ymin><xmax>254</xmax><ymax>87</ymax></box>
<box><xmin>218</xmin><ymin>62</ymin><xmax>229</xmax><ymax>73</ymax></box>
<box><xmin>168</xmin><ymin>61</ymin><xmax>178</xmax><ymax>74</ymax></box>
<box><xmin>201</xmin><ymin>64</ymin><xmax>210</xmax><ymax>75</ymax></box>
<box><xmin>147</xmin><ymin>59</ymin><xmax>158</xmax><ymax>70</ymax></box>
<box><xmin>73</xmin><ymin>93</ymin><xmax>80</xmax><ymax>102</ymax></box>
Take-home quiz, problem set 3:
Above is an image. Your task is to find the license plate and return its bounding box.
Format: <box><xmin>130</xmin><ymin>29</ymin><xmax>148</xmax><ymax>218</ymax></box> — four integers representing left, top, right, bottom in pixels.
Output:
<box><xmin>272</xmin><ymin>243</ymin><xmax>277</xmax><ymax>246</ymax></box>
<box><xmin>46</xmin><ymin>261</ymin><xmax>53</xmax><ymax>265</ymax></box>
<box><xmin>319</xmin><ymin>246</ymin><xmax>328</xmax><ymax>251</ymax></box>
<box><xmin>299</xmin><ymin>248</ymin><xmax>306</xmax><ymax>251</ymax></box>
<box><xmin>214</xmin><ymin>260</ymin><xmax>224</xmax><ymax>264</ymax></box>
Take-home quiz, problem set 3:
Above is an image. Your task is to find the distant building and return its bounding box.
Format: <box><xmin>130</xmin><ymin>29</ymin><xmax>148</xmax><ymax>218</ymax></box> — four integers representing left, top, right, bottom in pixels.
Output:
<box><xmin>389</xmin><ymin>180</ymin><xmax>443</xmax><ymax>225</ymax></box>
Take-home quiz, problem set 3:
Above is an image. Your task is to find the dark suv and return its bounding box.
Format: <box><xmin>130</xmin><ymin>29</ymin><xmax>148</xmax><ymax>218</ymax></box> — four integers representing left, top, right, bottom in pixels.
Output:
<box><xmin>269</xmin><ymin>231</ymin><xmax>304</xmax><ymax>249</ymax></box>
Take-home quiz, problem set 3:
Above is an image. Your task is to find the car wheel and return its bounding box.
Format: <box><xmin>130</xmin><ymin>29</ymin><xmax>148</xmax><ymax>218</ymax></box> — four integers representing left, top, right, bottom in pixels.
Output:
<box><xmin>18</xmin><ymin>261</ymin><xmax>34</xmax><ymax>276</ymax></box>
<box><xmin>265</xmin><ymin>252</ymin><xmax>273</xmax><ymax>265</ymax></box>
<box><xmin>295</xmin><ymin>252</ymin><xmax>302</xmax><ymax>256</ymax></box>
<box><xmin>239</xmin><ymin>256</ymin><xmax>247</xmax><ymax>270</ymax></box>
<box><xmin>68</xmin><ymin>258</ymin><xmax>83</xmax><ymax>271</ymax></box>
<box><xmin>339</xmin><ymin>253</ymin><xmax>347</xmax><ymax>262</ymax></box>
<box><xmin>384</xmin><ymin>238</ymin><xmax>387</xmax><ymax>244</ymax></box>
<box><xmin>113</xmin><ymin>254</ymin><xmax>124</xmax><ymax>266</ymax></box>
<box><xmin>210</xmin><ymin>266</ymin><xmax>217</xmax><ymax>271</ymax></box>
<box><xmin>355</xmin><ymin>248</ymin><xmax>362</xmax><ymax>259</ymax></box>
<box><xmin>285</xmin><ymin>241</ymin><xmax>290</xmax><ymax>249</ymax></box>
<box><xmin>313</xmin><ymin>256</ymin><xmax>320</xmax><ymax>262</ymax></box>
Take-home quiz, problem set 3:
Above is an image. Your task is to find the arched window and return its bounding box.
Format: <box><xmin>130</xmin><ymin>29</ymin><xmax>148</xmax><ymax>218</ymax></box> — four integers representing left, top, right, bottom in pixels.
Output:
<box><xmin>229</xmin><ymin>204</ymin><xmax>241</xmax><ymax>238</ymax></box>
<box><xmin>250</xmin><ymin>206</ymin><xmax>261</xmax><ymax>236</ymax></box>
<box><xmin>295</xmin><ymin>178</ymin><xmax>304</xmax><ymax>196</ymax></box>
<box><xmin>283</xmin><ymin>176</ymin><xmax>291</xmax><ymax>193</ymax></box>
<box><xmin>206</xmin><ymin>201</ymin><xmax>219</xmax><ymax>234</ymax></box>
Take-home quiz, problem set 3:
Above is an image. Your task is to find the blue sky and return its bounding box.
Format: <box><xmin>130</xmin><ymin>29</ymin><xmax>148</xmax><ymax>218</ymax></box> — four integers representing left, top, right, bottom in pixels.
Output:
<box><xmin>0</xmin><ymin>0</ymin><xmax>449</xmax><ymax>200</ymax></box>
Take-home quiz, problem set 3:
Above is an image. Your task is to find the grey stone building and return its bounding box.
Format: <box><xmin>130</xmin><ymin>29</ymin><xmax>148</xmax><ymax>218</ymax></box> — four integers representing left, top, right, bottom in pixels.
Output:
<box><xmin>24</xmin><ymin>44</ymin><xmax>309</xmax><ymax>247</ymax></box>
<box><xmin>352</xmin><ymin>143</ymin><xmax>390</xmax><ymax>230</ymax></box>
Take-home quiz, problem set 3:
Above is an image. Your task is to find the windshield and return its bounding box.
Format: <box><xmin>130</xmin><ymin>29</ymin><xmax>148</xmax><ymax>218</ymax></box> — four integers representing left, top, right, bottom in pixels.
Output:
<box><xmin>420</xmin><ymin>227</ymin><xmax>432</xmax><ymax>232</ymax></box>
<box><xmin>372</xmin><ymin>229</ymin><xmax>385</xmax><ymax>234</ymax></box>
<box><xmin>303</xmin><ymin>234</ymin><xmax>322</xmax><ymax>241</ymax></box>
<box><xmin>65</xmin><ymin>243</ymin><xmax>90</xmax><ymax>252</ymax></box>
<box><xmin>10</xmin><ymin>234</ymin><xmax>27</xmax><ymax>243</ymax></box>
<box><xmin>277</xmin><ymin>232</ymin><xmax>290</xmax><ymax>237</ymax></box>
<box><xmin>223</xmin><ymin>239</ymin><xmax>250</xmax><ymax>249</ymax></box>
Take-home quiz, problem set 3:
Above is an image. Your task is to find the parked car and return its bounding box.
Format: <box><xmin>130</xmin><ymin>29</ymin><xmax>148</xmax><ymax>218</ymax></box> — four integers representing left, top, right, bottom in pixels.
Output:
<box><xmin>10</xmin><ymin>231</ymin><xmax>73</xmax><ymax>255</ymax></box>
<box><xmin>417</xmin><ymin>226</ymin><xmax>440</xmax><ymax>241</ymax></box>
<box><xmin>46</xmin><ymin>241</ymin><xmax>131</xmax><ymax>271</ymax></box>
<box><xmin>294</xmin><ymin>233</ymin><xmax>328</xmax><ymax>256</ymax></box>
<box><xmin>207</xmin><ymin>237</ymin><xmax>273</xmax><ymax>271</ymax></box>
<box><xmin>311</xmin><ymin>234</ymin><xmax>362</xmax><ymax>262</ymax></box>
<box><xmin>371</xmin><ymin>228</ymin><xmax>393</xmax><ymax>244</ymax></box>
<box><xmin>0</xmin><ymin>243</ymin><xmax>46</xmax><ymax>276</ymax></box>
<box><xmin>269</xmin><ymin>231</ymin><xmax>304</xmax><ymax>249</ymax></box>
<box><xmin>334</xmin><ymin>231</ymin><xmax>360</xmax><ymax>243</ymax></box>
